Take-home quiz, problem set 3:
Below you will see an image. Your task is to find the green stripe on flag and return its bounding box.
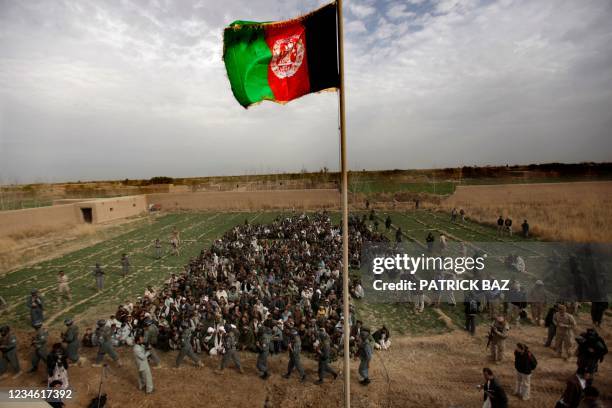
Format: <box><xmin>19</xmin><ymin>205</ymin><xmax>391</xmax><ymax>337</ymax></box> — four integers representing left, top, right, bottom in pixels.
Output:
<box><xmin>223</xmin><ymin>22</ymin><xmax>275</xmax><ymax>107</ymax></box>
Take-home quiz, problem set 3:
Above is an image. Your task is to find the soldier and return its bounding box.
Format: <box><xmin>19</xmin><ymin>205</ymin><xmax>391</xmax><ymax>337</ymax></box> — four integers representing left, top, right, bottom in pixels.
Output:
<box><xmin>0</xmin><ymin>325</ymin><xmax>21</xmax><ymax>379</ymax></box>
<box><xmin>92</xmin><ymin>320</ymin><xmax>121</xmax><ymax>367</ymax></box>
<box><xmin>26</xmin><ymin>289</ymin><xmax>44</xmax><ymax>327</ymax></box>
<box><xmin>219</xmin><ymin>324</ymin><xmax>242</xmax><ymax>373</ymax></box>
<box><xmin>28</xmin><ymin>321</ymin><xmax>48</xmax><ymax>373</ymax></box>
<box><xmin>529</xmin><ymin>280</ymin><xmax>547</xmax><ymax>326</ymax></box>
<box><xmin>133</xmin><ymin>335</ymin><xmax>154</xmax><ymax>394</ymax></box>
<box><xmin>315</xmin><ymin>329</ymin><xmax>338</xmax><ymax>384</ymax></box>
<box><xmin>357</xmin><ymin>330</ymin><xmax>372</xmax><ymax>386</ymax></box>
<box><xmin>121</xmin><ymin>254</ymin><xmax>130</xmax><ymax>277</ymax></box>
<box><xmin>61</xmin><ymin>318</ymin><xmax>80</xmax><ymax>365</ymax></box>
<box><xmin>256</xmin><ymin>324</ymin><xmax>271</xmax><ymax>379</ymax></box>
<box><xmin>553</xmin><ymin>304</ymin><xmax>577</xmax><ymax>360</ymax></box>
<box><xmin>57</xmin><ymin>271</ymin><xmax>71</xmax><ymax>301</ymax></box>
<box><xmin>143</xmin><ymin>319</ymin><xmax>161</xmax><ymax>368</ymax></box>
<box><xmin>283</xmin><ymin>328</ymin><xmax>305</xmax><ymax>382</ymax></box>
<box><xmin>488</xmin><ymin>316</ymin><xmax>509</xmax><ymax>363</ymax></box>
<box><xmin>93</xmin><ymin>263</ymin><xmax>105</xmax><ymax>291</ymax></box>
<box><xmin>385</xmin><ymin>216</ymin><xmax>392</xmax><ymax>231</ymax></box>
<box><xmin>176</xmin><ymin>322</ymin><xmax>202</xmax><ymax>368</ymax></box>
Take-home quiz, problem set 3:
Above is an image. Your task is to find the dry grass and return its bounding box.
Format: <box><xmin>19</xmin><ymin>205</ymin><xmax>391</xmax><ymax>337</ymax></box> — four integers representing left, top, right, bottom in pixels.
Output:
<box><xmin>441</xmin><ymin>181</ymin><xmax>612</xmax><ymax>242</ymax></box>
<box><xmin>0</xmin><ymin>219</ymin><xmax>140</xmax><ymax>274</ymax></box>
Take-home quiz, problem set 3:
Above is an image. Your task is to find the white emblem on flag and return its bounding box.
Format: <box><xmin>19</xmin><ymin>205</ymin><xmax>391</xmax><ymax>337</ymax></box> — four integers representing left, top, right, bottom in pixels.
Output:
<box><xmin>270</xmin><ymin>34</ymin><xmax>305</xmax><ymax>79</ymax></box>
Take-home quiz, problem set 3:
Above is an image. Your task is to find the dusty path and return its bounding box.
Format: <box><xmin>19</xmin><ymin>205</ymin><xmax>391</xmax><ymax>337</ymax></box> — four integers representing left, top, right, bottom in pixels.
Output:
<box><xmin>3</xmin><ymin>312</ymin><xmax>610</xmax><ymax>407</ymax></box>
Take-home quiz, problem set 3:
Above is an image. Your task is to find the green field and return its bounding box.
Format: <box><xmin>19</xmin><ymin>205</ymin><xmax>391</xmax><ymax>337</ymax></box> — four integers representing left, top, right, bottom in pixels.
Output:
<box><xmin>0</xmin><ymin>210</ymin><xmax>542</xmax><ymax>335</ymax></box>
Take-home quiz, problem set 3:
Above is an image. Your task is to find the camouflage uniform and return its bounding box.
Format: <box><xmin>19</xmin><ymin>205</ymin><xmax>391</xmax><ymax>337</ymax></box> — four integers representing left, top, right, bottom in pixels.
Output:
<box><xmin>553</xmin><ymin>308</ymin><xmax>576</xmax><ymax>359</ymax></box>
<box><xmin>489</xmin><ymin>319</ymin><xmax>509</xmax><ymax>363</ymax></box>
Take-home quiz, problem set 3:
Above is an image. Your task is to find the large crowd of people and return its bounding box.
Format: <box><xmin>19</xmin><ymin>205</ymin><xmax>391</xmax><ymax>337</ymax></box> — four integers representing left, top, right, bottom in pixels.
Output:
<box><xmin>0</xmin><ymin>210</ymin><xmax>609</xmax><ymax>407</ymax></box>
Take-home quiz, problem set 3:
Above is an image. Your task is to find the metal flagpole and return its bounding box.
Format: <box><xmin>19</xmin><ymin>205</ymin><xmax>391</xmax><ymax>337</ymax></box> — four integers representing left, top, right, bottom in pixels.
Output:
<box><xmin>336</xmin><ymin>1</ymin><xmax>351</xmax><ymax>407</ymax></box>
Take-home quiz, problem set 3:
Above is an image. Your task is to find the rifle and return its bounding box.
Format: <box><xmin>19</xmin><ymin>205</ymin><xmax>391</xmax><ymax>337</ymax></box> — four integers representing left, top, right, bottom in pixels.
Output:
<box><xmin>486</xmin><ymin>327</ymin><xmax>494</xmax><ymax>349</ymax></box>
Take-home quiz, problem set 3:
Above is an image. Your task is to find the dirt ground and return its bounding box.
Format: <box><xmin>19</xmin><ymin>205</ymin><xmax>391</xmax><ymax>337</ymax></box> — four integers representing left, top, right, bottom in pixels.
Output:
<box><xmin>2</xmin><ymin>312</ymin><xmax>610</xmax><ymax>408</ymax></box>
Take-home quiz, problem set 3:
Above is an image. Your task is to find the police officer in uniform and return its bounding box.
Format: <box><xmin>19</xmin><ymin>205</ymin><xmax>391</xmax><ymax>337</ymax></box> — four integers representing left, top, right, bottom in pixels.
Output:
<box><xmin>92</xmin><ymin>320</ymin><xmax>121</xmax><ymax>367</ymax></box>
<box><xmin>143</xmin><ymin>319</ymin><xmax>161</xmax><ymax>368</ymax></box>
<box><xmin>315</xmin><ymin>328</ymin><xmax>338</xmax><ymax>384</ymax></box>
<box><xmin>0</xmin><ymin>325</ymin><xmax>21</xmax><ymax>379</ymax></box>
<box><xmin>256</xmin><ymin>324</ymin><xmax>272</xmax><ymax>379</ymax></box>
<box><xmin>176</xmin><ymin>322</ymin><xmax>202</xmax><ymax>368</ymax></box>
<box><xmin>61</xmin><ymin>318</ymin><xmax>80</xmax><ymax>365</ymax></box>
<box><xmin>283</xmin><ymin>328</ymin><xmax>306</xmax><ymax>382</ymax></box>
<box><xmin>26</xmin><ymin>289</ymin><xmax>44</xmax><ymax>328</ymax></box>
<box><xmin>219</xmin><ymin>324</ymin><xmax>242</xmax><ymax>373</ymax></box>
<box><xmin>357</xmin><ymin>329</ymin><xmax>372</xmax><ymax>385</ymax></box>
<box><xmin>29</xmin><ymin>322</ymin><xmax>48</xmax><ymax>373</ymax></box>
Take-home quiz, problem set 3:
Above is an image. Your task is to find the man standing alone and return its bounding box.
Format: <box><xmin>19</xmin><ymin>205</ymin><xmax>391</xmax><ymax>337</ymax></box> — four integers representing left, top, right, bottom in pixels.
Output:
<box><xmin>357</xmin><ymin>330</ymin><xmax>372</xmax><ymax>386</ymax></box>
<box><xmin>133</xmin><ymin>335</ymin><xmax>153</xmax><ymax>394</ymax></box>
<box><xmin>57</xmin><ymin>271</ymin><xmax>71</xmax><ymax>301</ymax></box>
<box><xmin>26</xmin><ymin>289</ymin><xmax>44</xmax><ymax>327</ymax></box>
<box><xmin>513</xmin><ymin>343</ymin><xmax>537</xmax><ymax>401</ymax></box>
<box><xmin>93</xmin><ymin>264</ymin><xmax>105</xmax><ymax>291</ymax></box>
<box><xmin>121</xmin><ymin>254</ymin><xmax>130</xmax><ymax>277</ymax></box>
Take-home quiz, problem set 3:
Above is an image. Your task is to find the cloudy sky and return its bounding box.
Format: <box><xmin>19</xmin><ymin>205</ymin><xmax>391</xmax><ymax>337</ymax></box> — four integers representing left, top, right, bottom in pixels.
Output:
<box><xmin>0</xmin><ymin>0</ymin><xmax>611</xmax><ymax>183</ymax></box>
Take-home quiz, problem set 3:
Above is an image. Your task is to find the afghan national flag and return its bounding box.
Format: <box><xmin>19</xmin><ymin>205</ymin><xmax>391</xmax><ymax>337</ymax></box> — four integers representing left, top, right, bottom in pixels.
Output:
<box><xmin>223</xmin><ymin>3</ymin><xmax>339</xmax><ymax>108</ymax></box>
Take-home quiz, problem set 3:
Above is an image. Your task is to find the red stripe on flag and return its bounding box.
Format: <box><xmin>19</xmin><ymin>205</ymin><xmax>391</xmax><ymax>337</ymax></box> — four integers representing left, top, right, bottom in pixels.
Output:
<box><xmin>264</xmin><ymin>22</ymin><xmax>311</xmax><ymax>102</ymax></box>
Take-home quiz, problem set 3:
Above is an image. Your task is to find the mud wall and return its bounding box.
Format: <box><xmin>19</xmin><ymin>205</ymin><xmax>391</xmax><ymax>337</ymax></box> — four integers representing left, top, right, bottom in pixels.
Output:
<box><xmin>0</xmin><ymin>203</ymin><xmax>81</xmax><ymax>237</ymax></box>
<box><xmin>76</xmin><ymin>195</ymin><xmax>147</xmax><ymax>223</ymax></box>
<box><xmin>146</xmin><ymin>189</ymin><xmax>340</xmax><ymax>211</ymax></box>
<box><xmin>0</xmin><ymin>190</ymin><xmax>339</xmax><ymax>239</ymax></box>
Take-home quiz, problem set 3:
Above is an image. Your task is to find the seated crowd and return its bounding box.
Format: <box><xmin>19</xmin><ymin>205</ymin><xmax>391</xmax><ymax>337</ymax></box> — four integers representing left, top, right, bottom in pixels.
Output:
<box><xmin>83</xmin><ymin>212</ymin><xmax>390</xmax><ymax>358</ymax></box>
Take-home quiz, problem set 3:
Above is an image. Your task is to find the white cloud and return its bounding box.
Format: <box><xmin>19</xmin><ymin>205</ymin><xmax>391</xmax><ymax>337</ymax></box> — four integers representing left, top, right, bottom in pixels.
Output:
<box><xmin>348</xmin><ymin>1</ymin><xmax>376</xmax><ymax>19</ymax></box>
<box><xmin>346</xmin><ymin>20</ymin><xmax>367</xmax><ymax>34</ymax></box>
<box><xmin>1</xmin><ymin>0</ymin><xmax>611</xmax><ymax>182</ymax></box>
<box><xmin>387</xmin><ymin>4</ymin><xmax>416</xmax><ymax>20</ymax></box>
